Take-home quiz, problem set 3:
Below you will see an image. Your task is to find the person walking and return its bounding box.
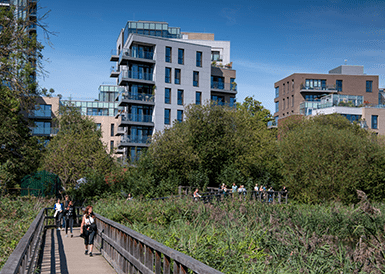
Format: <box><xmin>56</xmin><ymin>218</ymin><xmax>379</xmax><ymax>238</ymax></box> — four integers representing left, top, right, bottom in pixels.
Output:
<box><xmin>65</xmin><ymin>200</ymin><xmax>75</xmax><ymax>238</ymax></box>
<box><xmin>54</xmin><ymin>198</ymin><xmax>63</xmax><ymax>230</ymax></box>
<box><xmin>81</xmin><ymin>205</ymin><xmax>97</xmax><ymax>257</ymax></box>
<box><xmin>193</xmin><ymin>188</ymin><xmax>201</xmax><ymax>201</ymax></box>
<box><xmin>62</xmin><ymin>195</ymin><xmax>69</xmax><ymax>231</ymax></box>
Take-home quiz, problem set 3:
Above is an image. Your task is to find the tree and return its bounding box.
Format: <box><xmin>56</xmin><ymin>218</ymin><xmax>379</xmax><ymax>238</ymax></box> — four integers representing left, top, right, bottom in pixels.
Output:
<box><xmin>41</xmin><ymin>105</ymin><xmax>115</xmax><ymax>190</ymax></box>
<box><xmin>0</xmin><ymin>4</ymin><xmax>46</xmax><ymax>187</ymax></box>
<box><xmin>278</xmin><ymin>114</ymin><xmax>385</xmax><ymax>204</ymax></box>
<box><xmin>137</xmin><ymin>97</ymin><xmax>277</xmax><ymax>196</ymax></box>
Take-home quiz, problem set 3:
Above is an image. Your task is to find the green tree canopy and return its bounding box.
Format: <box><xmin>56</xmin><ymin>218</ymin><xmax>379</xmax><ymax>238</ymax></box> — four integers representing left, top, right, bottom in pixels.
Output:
<box><xmin>41</xmin><ymin>105</ymin><xmax>115</xmax><ymax>190</ymax></box>
<box><xmin>278</xmin><ymin>114</ymin><xmax>385</xmax><ymax>204</ymax></box>
<box><xmin>136</xmin><ymin>97</ymin><xmax>278</xmax><ymax>197</ymax></box>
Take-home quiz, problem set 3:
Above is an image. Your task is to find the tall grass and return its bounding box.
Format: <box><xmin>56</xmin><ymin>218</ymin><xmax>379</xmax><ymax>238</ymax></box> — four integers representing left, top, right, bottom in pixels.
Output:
<box><xmin>94</xmin><ymin>196</ymin><xmax>385</xmax><ymax>273</ymax></box>
<box><xmin>0</xmin><ymin>196</ymin><xmax>54</xmax><ymax>270</ymax></box>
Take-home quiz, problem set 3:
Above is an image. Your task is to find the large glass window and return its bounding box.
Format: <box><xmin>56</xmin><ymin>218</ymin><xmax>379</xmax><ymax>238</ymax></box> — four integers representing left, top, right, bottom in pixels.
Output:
<box><xmin>211</xmin><ymin>76</ymin><xmax>224</xmax><ymax>89</ymax></box>
<box><xmin>178</xmin><ymin>48</ymin><xmax>184</xmax><ymax>65</ymax></box>
<box><xmin>196</xmin><ymin>91</ymin><xmax>201</xmax><ymax>105</ymax></box>
<box><xmin>372</xmin><ymin>115</ymin><xmax>378</xmax><ymax>129</ymax></box>
<box><xmin>193</xmin><ymin>71</ymin><xmax>199</xmax><ymax>87</ymax></box>
<box><xmin>32</xmin><ymin>121</ymin><xmax>51</xmax><ymax>135</ymax></box>
<box><xmin>211</xmin><ymin>95</ymin><xmax>224</xmax><ymax>105</ymax></box>
<box><xmin>32</xmin><ymin>104</ymin><xmax>51</xmax><ymax>118</ymax></box>
<box><xmin>177</xmin><ymin>110</ymin><xmax>183</xmax><ymax>122</ymax></box>
<box><xmin>305</xmin><ymin>79</ymin><xmax>326</xmax><ymax>89</ymax></box>
<box><xmin>211</xmin><ymin>51</ymin><xmax>220</xmax><ymax>61</ymax></box>
<box><xmin>96</xmin><ymin>123</ymin><xmax>101</xmax><ymax>131</ymax></box>
<box><xmin>175</xmin><ymin>69</ymin><xmax>181</xmax><ymax>84</ymax></box>
<box><xmin>165</xmin><ymin>67</ymin><xmax>171</xmax><ymax>83</ymax></box>
<box><xmin>275</xmin><ymin>101</ymin><xmax>279</xmax><ymax>113</ymax></box>
<box><xmin>165</xmin><ymin>88</ymin><xmax>171</xmax><ymax>104</ymax></box>
<box><xmin>230</xmin><ymin>97</ymin><xmax>236</xmax><ymax>107</ymax></box>
<box><xmin>165</xmin><ymin>47</ymin><xmax>172</xmax><ymax>63</ymax></box>
<box><xmin>196</xmin><ymin>51</ymin><xmax>202</xmax><ymax>67</ymax></box>
<box><xmin>366</xmin><ymin>81</ymin><xmax>373</xmax><ymax>92</ymax></box>
<box><xmin>110</xmin><ymin>141</ymin><xmax>114</xmax><ymax>152</ymax></box>
<box><xmin>164</xmin><ymin>109</ymin><xmax>170</xmax><ymax>125</ymax></box>
<box><xmin>177</xmin><ymin>89</ymin><xmax>184</xmax><ymax>105</ymax></box>
<box><xmin>275</xmin><ymin>87</ymin><xmax>279</xmax><ymax>98</ymax></box>
<box><xmin>336</xmin><ymin>80</ymin><xmax>342</xmax><ymax>92</ymax></box>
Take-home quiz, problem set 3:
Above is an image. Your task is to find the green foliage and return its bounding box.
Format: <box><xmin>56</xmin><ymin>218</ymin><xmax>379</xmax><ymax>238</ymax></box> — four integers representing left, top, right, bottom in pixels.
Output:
<box><xmin>136</xmin><ymin>98</ymin><xmax>278</xmax><ymax>197</ymax></box>
<box><xmin>41</xmin><ymin>105</ymin><xmax>115</xmax><ymax>190</ymax></box>
<box><xmin>0</xmin><ymin>5</ymin><xmax>47</xmax><ymax>187</ymax></box>
<box><xmin>0</xmin><ymin>196</ymin><xmax>53</xmax><ymax>271</ymax></box>
<box><xmin>278</xmin><ymin>114</ymin><xmax>385</xmax><ymax>204</ymax></box>
<box><xmin>94</xmin><ymin>196</ymin><xmax>385</xmax><ymax>273</ymax></box>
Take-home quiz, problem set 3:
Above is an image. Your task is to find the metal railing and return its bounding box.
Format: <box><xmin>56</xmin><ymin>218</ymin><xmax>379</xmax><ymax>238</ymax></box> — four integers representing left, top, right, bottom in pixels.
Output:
<box><xmin>121</xmin><ymin>113</ymin><xmax>153</xmax><ymax>123</ymax></box>
<box><xmin>119</xmin><ymin>48</ymin><xmax>154</xmax><ymax>61</ymax></box>
<box><xmin>94</xmin><ymin>213</ymin><xmax>224</xmax><ymax>274</ymax></box>
<box><xmin>211</xmin><ymin>81</ymin><xmax>237</xmax><ymax>91</ymax></box>
<box><xmin>120</xmin><ymin>92</ymin><xmax>155</xmax><ymax>103</ymax></box>
<box><xmin>119</xmin><ymin>70</ymin><xmax>154</xmax><ymax>82</ymax></box>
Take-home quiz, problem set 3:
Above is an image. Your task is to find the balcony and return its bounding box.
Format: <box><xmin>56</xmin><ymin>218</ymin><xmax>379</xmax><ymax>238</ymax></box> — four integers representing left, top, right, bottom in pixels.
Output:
<box><xmin>118</xmin><ymin>70</ymin><xmax>154</xmax><ymax>85</ymax></box>
<box><xmin>110</xmin><ymin>66</ymin><xmax>120</xmax><ymax>78</ymax></box>
<box><xmin>27</xmin><ymin>24</ymin><xmax>36</xmax><ymax>32</ymax></box>
<box><xmin>117</xmin><ymin>92</ymin><xmax>155</xmax><ymax>107</ymax></box>
<box><xmin>211</xmin><ymin>81</ymin><xmax>237</xmax><ymax>94</ymax></box>
<box><xmin>30</xmin><ymin>127</ymin><xmax>58</xmax><ymax>136</ymax></box>
<box><xmin>115</xmin><ymin>126</ymin><xmax>126</xmax><ymax>136</ymax></box>
<box><xmin>118</xmin><ymin>135</ymin><xmax>151</xmax><ymax>147</ymax></box>
<box><xmin>300</xmin><ymin>85</ymin><xmax>338</xmax><ymax>93</ymax></box>
<box><xmin>28</xmin><ymin>109</ymin><xmax>52</xmax><ymax>119</ymax></box>
<box><xmin>28</xmin><ymin>8</ymin><xmax>37</xmax><ymax>17</ymax></box>
<box><xmin>115</xmin><ymin>148</ymin><xmax>125</xmax><ymax>154</ymax></box>
<box><xmin>110</xmin><ymin>49</ymin><xmax>119</xmax><ymax>62</ymax></box>
<box><xmin>119</xmin><ymin>113</ymin><xmax>154</xmax><ymax>127</ymax></box>
<box><xmin>119</xmin><ymin>49</ymin><xmax>155</xmax><ymax>65</ymax></box>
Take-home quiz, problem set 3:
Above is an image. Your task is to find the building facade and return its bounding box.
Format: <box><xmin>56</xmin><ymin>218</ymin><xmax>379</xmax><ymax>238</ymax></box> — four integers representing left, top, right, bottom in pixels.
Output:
<box><xmin>110</xmin><ymin>21</ymin><xmax>237</xmax><ymax>161</ymax></box>
<box><xmin>273</xmin><ymin>65</ymin><xmax>385</xmax><ymax>134</ymax></box>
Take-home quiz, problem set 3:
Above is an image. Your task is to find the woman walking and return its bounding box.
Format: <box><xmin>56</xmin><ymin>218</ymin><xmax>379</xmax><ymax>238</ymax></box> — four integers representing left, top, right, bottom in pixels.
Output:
<box><xmin>65</xmin><ymin>201</ymin><xmax>75</xmax><ymax>237</ymax></box>
<box><xmin>81</xmin><ymin>205</ymin><xmax>97</xmax><ymax>257</ymax></box>
<box><xmin>54</xmin><ymin>199</ymin><xmax>63</xmax><ymax>230</ymax></box>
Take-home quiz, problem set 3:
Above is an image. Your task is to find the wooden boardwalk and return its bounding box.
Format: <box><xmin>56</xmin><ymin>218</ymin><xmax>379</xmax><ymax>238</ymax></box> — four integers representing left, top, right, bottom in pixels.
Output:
<box><xmin>40</xmin><ymin>227</ymin><xmax>116</xmax><ymax>274</ymax></box>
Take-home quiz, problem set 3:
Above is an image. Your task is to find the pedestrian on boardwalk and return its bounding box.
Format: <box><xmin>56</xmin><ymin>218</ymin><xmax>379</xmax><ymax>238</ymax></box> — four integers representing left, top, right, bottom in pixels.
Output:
<box><xmin>193</xmin><ymin>188</ymin><xmax>201</xmax><ymax>201</ymax></box>
<box><xmin>231</xmin><ymin>183</ymin><xmax>238</xmax><ymax>193</ymax></box>
<box><xmin>54</xmin><ymin>198</ymin><xmax>63</xmax><ymax>230</ymax></box>
<box><xmin>81</xmin><ymin>205</ymin><xmax>97</xmax><ymax>257</ymax></box>
<box><xmin>65</xmin><ymin>200</ymin><xmax>75</xmax><ymax>238</ymax></box>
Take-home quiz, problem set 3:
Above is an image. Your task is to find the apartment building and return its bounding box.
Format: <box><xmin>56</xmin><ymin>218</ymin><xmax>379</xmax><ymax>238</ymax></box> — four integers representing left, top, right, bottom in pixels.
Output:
<box><xmin>110</xmin><ymin>21</ymin><xmax>237</xmax><ymax>161</ymax></box>
<box><xmin>273</xmin><ymin>65</ymin><xmax>385</xmax><ymax>134</ymax></box>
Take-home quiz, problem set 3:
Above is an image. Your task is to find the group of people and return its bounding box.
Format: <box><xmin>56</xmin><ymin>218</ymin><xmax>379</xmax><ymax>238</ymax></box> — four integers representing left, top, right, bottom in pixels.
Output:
<box><xmin>53</xmin><ymin>197</ymin><xmax>97</xmax><ymax>257</ymax></box>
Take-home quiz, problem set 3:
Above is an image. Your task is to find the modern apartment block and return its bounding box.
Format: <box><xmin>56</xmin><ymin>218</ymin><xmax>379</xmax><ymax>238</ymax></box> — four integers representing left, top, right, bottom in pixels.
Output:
<box><xmin>273</xmin><ymin>65</ymin><xmax>385</xmax><ymax>135</ymax></box>
<box><xmin>110</xmin><ymin>21</ymin><xmax>237</xmax><ymax>161</ymax></box>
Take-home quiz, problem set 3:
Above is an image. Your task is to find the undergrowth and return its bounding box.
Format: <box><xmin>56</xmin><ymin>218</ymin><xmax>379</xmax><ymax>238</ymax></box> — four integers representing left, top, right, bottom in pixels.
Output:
<box><xmin>94</xmin><ymin>193</ymin><xmax>385</xmax><ymax>274</ymax></box>
<box><xmin>0</xmin><ymin>196</ymin><xmax>54</xmax><ymax>271</ymax></box>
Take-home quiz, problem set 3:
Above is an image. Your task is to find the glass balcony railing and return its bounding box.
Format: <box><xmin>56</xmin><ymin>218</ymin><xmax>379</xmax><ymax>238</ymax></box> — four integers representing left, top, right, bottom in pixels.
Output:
<box><xmin>267</xmin><ymin>121</ymin><xmax>277</xmax><ymax>128</ymax></box>
<box><xmin>30</xmin><ymin>127</ymin><xmax>58</xmax><ymax>135</ymax></box>
<box><xmin>120</xmin><ymin>135</ymin><xmax>150</xmax><ymax>145</ymax></box>
<box><xmin>121</xmin><ymin>113</ymin><xmax>153</xmax><ymax>123</ymax></box>
<box><xmin>211</xmin><ymin>81</ymin><xmax>237</xmax><ymax>92</ymax></box>
<box><xmin>110</xmin><ymin>66</ymin><xmax>120</xmax><ymax>74</ymax></box>
<box><xmin>119</xmin><ymin>92</ymin><xmax>154</xmax><ymax>103</ymax></box>
<box><xmin>119</xmin><ymin>70</ymin><xmax>153</xmax><ymax>82</ymax></box>
<box><xmin>29</xmin><ymin>109</ymin><xmax>51</xmax><ymax>119</ymax></box>
<box><xmin>119</xmin><ymin>49</ymin><xmax>154</xmax><ymax>61</ymax></box>
<box><xmin>300</xmin><ymin>84</ymin><xmax>337</xmax><ymax>91</ymax></box>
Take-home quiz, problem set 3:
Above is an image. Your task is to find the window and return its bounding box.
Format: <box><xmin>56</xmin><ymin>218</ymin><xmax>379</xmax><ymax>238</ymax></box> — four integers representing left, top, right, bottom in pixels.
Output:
<box><xmin>175</xmin><ymin>69</ymin><xmax>181</xmax><ymax>84</ymax></box>
<box><xmin>196</xmin><ymin>91</ymin><xmax>201</xmax><ymax>105</ymax></box>
<box><xmin>110</xmin><ymin>123</ymin><xmax>114</xmax><ymax>137</ymax></box>
<box><xmin>292</xmin><ymin>80</ymin><xmax>294</xmax><ymax>91</ymax></box>
<box><xmin>211</xmin><ymin>95</ymin><xmax>224</xmax><ymax>105</ymax></box>
<box><xmin>282</xmin><ymin>99</ymin><xmax>285</xmax><ymax>110</ymax></box>
<box><xmin>283</xmin><ymin>84</ymin><xmax>285</xmax><ymax>94</ymax></box>
<box><xmin>96</xmin><ymin>123</ymin><xmax>101</xmax><ymax>131</ymax></box>
<box><xmin>372</xmin><ymin>115</ymin><xmax>378</xmax><ymax>129</ymax></box>
<box><xmin>164</xmin><ymin>109</ymin><xmax>170</xmax><ymax>125</ymax></box>
<box><xmin>177</xmin><ymin>89</ymin><xmax>184</xmax><ymax>105</ymax></box>
<box><xmin>110</xmin><ymin>141</ymin><xmax>114</xmax><ymax>152</ymax></box>
<box><xmin>366</xmin><ymin>81</ymin><xmax>373</xmax><ymax>93</ymax></box>
<box><xmin>211</xmin><ymin>51</ymin><xmax>220</xmax><ymax>61</ymax></box>
<box><xmin>211</xmin><ymin>76</ymin><xmax>224</xmax><ymax>89</ymax></box>
<box><xmin>165</xmin><ymin>88</ymin><xmax>171</xmax><ymax>104</ymax></box>
<box><xmin>32</xmin><ymin>104</ymin><xmax>51</xmax><ymax>118</ymax></box>
<box><xmin>196</xmin><ymin>51</ymin><xmax>202</xmax><ymax>67</ymax></box>
<box><xmin>292</xmin><ymin>95</ymin><xmax>294</xmax><ymax>107</ymax></box>
<box><xmin>165</xmin><ymin>67</ymin><xmax>171</xmax><ymax>83</ymax></box>
<box><xmin>178</xmin><ymin>48</ymin><xmax>184</xmax><ymax>64</ymax></box>
<box><xmin>193</xmin><ymin>71</ymin><xmax>199</xmax><ymax>87</ymax></box>
<box><xmin>336</xmin><ymin>80</ymin><xmax>342</xmax><ymax>92</ymax></box>
<box><xmin>305</xmin><ymin>79</ymin><xmax>326</xmax><ymax>89</ymax></box>
<box><xmin>165</xmin><ymin>47</ymin><xmax>172</xmax><ymax>63</ymax></box>
<box><xmin>275</xmin><ymin>87</ymin><xmax>279</xmax><ymax>98</ymax></box>
<box><xmin>177</xmin><ymin>110</ymin><xmax>183</xmax><ymax>123</ymax></box>
<box><xmin>32</xmin><ymin>121</ymin><xmax>51</xmax><ymax>135</ymax></box>
<box><xmin>287</xmin><ymin>97</ymin><xmax>289</xmax><ymax>108</ymax></box>
<box><xmin>230</xmin><ymin>97</ymin><xmax>236</xmax><ymax>107</ymax></box>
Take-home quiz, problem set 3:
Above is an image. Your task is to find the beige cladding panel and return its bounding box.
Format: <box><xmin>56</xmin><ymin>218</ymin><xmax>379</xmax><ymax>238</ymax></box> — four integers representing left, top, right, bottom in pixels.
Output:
<box><xmin>362</xmin><ymin>107</ymin><xmax>385</xmax><ymax>135</ymax></box>
<box><xmin>89</xmin><ymin>116</ymin><xmax>120</xmax><ymax>154</ymax></box>
<box><xmin>182</xmin><ymin>32</ymin><xmax>215</xmax><ymax>40</ymax></box>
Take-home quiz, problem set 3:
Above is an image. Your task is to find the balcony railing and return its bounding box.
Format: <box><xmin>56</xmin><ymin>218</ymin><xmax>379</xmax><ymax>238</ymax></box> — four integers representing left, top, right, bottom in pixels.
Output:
<box><xmin>30</xmin><ymin>127</ymin><xmax>58</xmax><ymax>135</ymax></box>
<box><xmin>121</xmin><ymin>113</ymin><xmax>153</xmax><ymax>123</ymax></box>
<box><xmin>28</xmin><ymin>109</ymin><xmax>51</xmax><ymax>119</ymax></box>
<box><xmin>211</xmin><ymin>81</ymin><xmax>237</xmax><ymax>92</ymax></box>
<box><xmin>119</xmin><ymin>70</ymin><xmax>153</xmax><ymax>83</ymax></box>
<box><xmin>300</xmin><ymin>85</ymin><xmax>337</xmax><ymax>91</ymax></box>
<box><xmin>267</xmin><ymin>120</ymin><xmax>278</xmax><ymax>128</ymax></box>
<box><xmin>119</xmin><ymin>92</ymin><xmax>154</xmax><ymax>103</ymax></box>
<box><xmin>110</xmin><ymin>66</ymin><xmax>120</xmax><ymax>74</ymax></box>
<box><xmin>119</xmin><ymin>49</ymin><xmax>154</xmax><ymax>61</ymax></box>
<box><xmin>120</xmin><ymin>135</ymin><xmax>151</xmax><ymax>145</ymax></box>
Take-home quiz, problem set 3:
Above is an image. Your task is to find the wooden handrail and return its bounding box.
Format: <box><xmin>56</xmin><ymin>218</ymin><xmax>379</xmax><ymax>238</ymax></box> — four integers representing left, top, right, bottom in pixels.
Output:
<box><xmin>94</xmin><ymin>213</ymin><xmax>224</xmax><ymax>274</ymax></box>
<box><xmin>0</xmin><ymin>208</ymin><xmax>45</xmax><ymax>274</ymax></box>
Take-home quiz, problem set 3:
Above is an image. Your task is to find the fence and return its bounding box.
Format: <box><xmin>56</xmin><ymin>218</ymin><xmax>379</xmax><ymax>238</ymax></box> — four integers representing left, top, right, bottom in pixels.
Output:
<box><xmin>94</xmin><ymin>213</ymin><xmax>223</xmax><ymax>274</ymax></box>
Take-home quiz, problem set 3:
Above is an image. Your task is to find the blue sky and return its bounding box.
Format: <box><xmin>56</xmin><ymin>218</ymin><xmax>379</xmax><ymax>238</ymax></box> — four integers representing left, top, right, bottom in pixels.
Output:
<box><xmin>37</xmin><ymin>0</ymin><xmax>385</xmax><ymax>113</ymax></box>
